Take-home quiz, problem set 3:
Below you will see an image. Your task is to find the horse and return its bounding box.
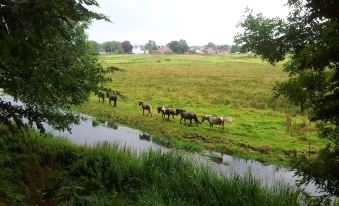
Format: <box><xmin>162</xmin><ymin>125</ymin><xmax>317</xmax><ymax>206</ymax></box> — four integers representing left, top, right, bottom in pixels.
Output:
<box><xmin>177</xmin><ymin>110</ymin><xmax>200</xmax><ymax>127</ymax></box>
<box><xmin>160</xmin><ymin>106</ymin><xmax>176</xmax><ymax>120</ymax></box>
<box><xmin>106</xmin><ymin>93</ymin><xmax>117</xmax><ymax>107</ymax></box>
<box><xmin>139</xmin><ymin>100</ymin><xmax>152</xmax><ymax>116</ymax></box>
<box><xmin>95</xmin><ymin>90</ymin><xmax>105</xmax><ymax>102</ymax></box>
<box><xmin>175</xmin><ymin>109</ymin><xmax>186</xmax><ymax>116</ymax></box>
<box><xmin>202</xmin><ymin>115</ymin><xmax>233</xmax><ymax>131</ymax></box>
<box><xmin>157</xmin><ymin>106</ymin><xmax>165</xmax><ymax>117</ymax></box>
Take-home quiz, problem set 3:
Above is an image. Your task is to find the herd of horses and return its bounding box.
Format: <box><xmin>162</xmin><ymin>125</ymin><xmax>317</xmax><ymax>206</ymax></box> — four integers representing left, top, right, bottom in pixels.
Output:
<box><xmin>95</xmin><ymin>91</ymin><xmax>232</xmax><ymax>130</ymax></box>
<box><xmin>139</xmin><ymin>100</ymin><xmax>232</xmax><ymax>130</ymax></box>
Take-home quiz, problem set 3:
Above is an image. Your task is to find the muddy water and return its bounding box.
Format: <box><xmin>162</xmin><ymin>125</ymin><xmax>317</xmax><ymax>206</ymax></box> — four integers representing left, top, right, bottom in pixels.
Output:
<box><xmin>0</xmin><ymin>95</ymin><xmax>325</xmax><ymax>196</ymax></box>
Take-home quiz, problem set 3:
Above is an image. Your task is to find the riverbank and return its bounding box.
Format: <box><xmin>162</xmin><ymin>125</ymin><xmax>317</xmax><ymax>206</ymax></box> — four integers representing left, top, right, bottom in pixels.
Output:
<box><xmin>0</xmin><ymin>124</ymin><xmax>315</xmax><ymax>206</ymax></box>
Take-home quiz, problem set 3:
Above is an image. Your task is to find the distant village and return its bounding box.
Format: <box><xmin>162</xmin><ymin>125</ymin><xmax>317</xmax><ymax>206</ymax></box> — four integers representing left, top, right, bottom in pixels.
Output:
<box><xmin>89</xmin><ymin>40</ymin><xmax>248</xmax><ymax>55</ymax></box>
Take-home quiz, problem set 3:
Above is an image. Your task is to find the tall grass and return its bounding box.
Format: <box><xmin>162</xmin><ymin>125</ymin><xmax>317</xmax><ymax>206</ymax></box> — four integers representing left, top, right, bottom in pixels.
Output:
<box><xmin>0</xmin><ymin>125</ymin><xmax>327</xmax><ymax>206</ymax></box>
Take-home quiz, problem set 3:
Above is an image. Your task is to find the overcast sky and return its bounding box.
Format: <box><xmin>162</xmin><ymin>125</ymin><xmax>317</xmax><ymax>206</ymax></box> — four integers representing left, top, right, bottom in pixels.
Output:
<box><xmin>86</xmin><ymin>0</ymin><xmax>289</xmax><ymax>46</ymax></box>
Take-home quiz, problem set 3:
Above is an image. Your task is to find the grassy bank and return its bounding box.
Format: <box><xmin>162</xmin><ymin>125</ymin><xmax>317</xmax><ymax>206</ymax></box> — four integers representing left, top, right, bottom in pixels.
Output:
<box><xmin>0</xmin><ymin>125</ymin><xmax>322</xmax><ymax>206</ymax></box>
<box><xmin>76</xmin><ymin>54</ymin><xmax>327</xmax><ymax>165</ymax></box>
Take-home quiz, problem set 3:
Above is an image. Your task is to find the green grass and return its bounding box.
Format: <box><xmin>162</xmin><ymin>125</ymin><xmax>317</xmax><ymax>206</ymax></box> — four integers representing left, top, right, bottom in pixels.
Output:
<box><xmin>1</xmin><ymin>125</ymin><xmax>325</xmax><ymax>206</ymax></box>
<box><xmin>76</xmin><ymin>54</ymin><xmax>327</xmax><ymax>166</ymax></box>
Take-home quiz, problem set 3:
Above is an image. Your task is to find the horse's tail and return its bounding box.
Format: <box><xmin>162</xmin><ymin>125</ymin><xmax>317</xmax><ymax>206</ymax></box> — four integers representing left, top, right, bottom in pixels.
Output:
<box><xmin>149</xmin><ymin>105</ymin><xmax>153</xmax><ymax>115</ymax></box>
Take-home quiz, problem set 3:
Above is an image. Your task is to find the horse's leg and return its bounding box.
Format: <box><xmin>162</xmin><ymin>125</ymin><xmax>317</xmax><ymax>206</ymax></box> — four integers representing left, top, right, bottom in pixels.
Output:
<box><xmin>189</xmin><ymin>119</ymin><xmax>192</xmax><ymax>126</ymax></box>
<box><xmin>172</xmin><ymin>114</ymin><xmax>175</xmax><ymax>119</ymax></box>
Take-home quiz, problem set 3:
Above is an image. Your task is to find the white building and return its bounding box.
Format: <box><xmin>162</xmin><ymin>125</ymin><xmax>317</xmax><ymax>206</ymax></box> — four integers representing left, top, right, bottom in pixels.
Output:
<box><xmin>132</xmin><ymin>45</ymin><xmax>144</xmax><ymax>54</ymax></box>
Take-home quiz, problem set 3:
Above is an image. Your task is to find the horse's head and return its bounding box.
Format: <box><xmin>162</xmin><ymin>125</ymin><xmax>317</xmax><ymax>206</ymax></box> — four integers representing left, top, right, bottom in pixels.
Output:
<box><xmin>202</xmin><ymin>115</ymin><xmax>211</xmax><ymax>123</ymax></box>
<box><xmin>175</xmin><ymin>109</ymin><xmax>185</xmax><ymax>115</ymax></box>
<box><xmin>157</xmin><ymin>106</ymin><xmax>163</xmax><ymax>113</ymax></box>
<box><xmin>138</xmin><ymin>100</ymin><xmax>144</xmax><ymax>106</ymax></box>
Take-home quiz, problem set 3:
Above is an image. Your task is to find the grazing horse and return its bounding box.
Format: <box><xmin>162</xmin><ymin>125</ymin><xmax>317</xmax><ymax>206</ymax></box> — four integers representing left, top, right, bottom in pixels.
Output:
<box><xmin>139</xmin><ymin>100</ymin><xmax>152</xmax><ymax>116</ymax></box>
<box><xmin>177</xmin><ymin>110</ymin><xmax>200</xmax><ymax>127</ymax></box>
<box><xmin>160</xmin><ymin>106</ymin><xmax>176</xmax><ymax>120</ymax></box>
<box><xmin>95</xmin><ymin>90</ymin><xmax>105</xmax><ymax>102</ymax></box>
<box><xmin>106</xmin><ymin>93</ymin><xmax>117</xmax><ymax>107</ymax></box>
<box><xmin>175</xmin><ymin>109</ymin><xmax>186</xmax><ymax>116</ymax></box>
<box><xmin>202</xmin><ymin>115</ymin><xmax>233</xmax><ymax>131</ymax></box>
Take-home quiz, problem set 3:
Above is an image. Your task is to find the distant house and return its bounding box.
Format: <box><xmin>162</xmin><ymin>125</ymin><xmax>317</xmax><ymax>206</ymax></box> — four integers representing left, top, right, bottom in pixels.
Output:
<box><xmin>203</xmin><ymin>47</ymin><xmax>216</xmax><ymax>54</ymax></box>
<box><xmin>132</xmin><ymin>45</ymin><xmax>144</xmax><ymax>54</ymax></box>
<box><xmin>154</xmin><ymin>46</ymin><xmax>172</xmax><ymax>54</ymax></box>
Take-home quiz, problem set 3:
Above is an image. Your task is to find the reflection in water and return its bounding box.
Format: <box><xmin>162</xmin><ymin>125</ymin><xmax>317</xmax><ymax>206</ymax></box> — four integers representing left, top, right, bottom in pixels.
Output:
<box><xmin>139</xmin><ymin>133</ymin><xmax>151</xmax><ymax>141</ymax></box>
<box><xmin>0</xmin><ymin>95</ymin><xmax>327</xmax><ymax>197</ymax></box>
<box><xmin>107</xmin><ymin>122</ymin><xmax>118</xmax><ymax>130</ymax></box>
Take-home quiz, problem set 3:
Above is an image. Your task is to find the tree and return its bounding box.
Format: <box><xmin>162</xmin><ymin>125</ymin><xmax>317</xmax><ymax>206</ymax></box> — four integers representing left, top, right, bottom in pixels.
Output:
<box><xmin>167</xmin><ymin>39</ymin><xmax>189</xmax><ymax>54</ymax></box>
<box><xmin>235</xmin><ymin>0</ymin><xmax>339</xmax><ymax>195</ymax></box>
<box><xmin>216</xmin><ymin>44</ymin><xmax>231</xmax><ymax>51</ymax></box>
<box><xmin>206</xmin><ymin>42</ymin><xmax>216</xmax><ymax>49</ymax></box>
<box><xmin>102</xmin><ymin>41</ymin><xmax>123</xmax><ymax>53</ymax></box>
<box><xmin>0</xmin><ymin>0</ymin><xmax>108</xmax><ymax>132</ymax></box>
<box><xmin>230</xmin><ymin>45</ymin><xmax>241</xmax><ymax>53</ymax></box>
<box><xmin>88</xmin><ymin>40</ymin><xmax>102</xmax><ymax>53</ymax></box>
<box><xmin>144</xmin><ymin>40</ymin><xmax>158</xmax><ymax>53</ymax></box>
<box><xmin>121</xmin><ymin>40</ymin><xmax>133</xmax><ymax>53</ymax></box>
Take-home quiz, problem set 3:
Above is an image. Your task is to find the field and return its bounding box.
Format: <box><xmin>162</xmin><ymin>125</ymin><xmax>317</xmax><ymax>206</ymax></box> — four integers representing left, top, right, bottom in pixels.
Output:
<box><xmin>76</xmin><ymin>54</ymin><xmax>327</xmax><ymax>165</ymax></box>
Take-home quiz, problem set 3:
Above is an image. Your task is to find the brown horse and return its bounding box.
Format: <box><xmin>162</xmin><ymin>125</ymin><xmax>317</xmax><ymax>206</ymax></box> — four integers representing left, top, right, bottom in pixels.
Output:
<box><xmin>160</xmin><ymin>106</ymin><xmax>175</xmax><ymax>120</ymax></box>
<box><xmin>175</xmin><ymin>109</ymin><xmax>186</xmax><ymax>115</ymax></box>
<box><xmin>139</xmin><ymin>100</ymin><xmax>152</xmax><ymax>116</ymax></box>
<box><xmin>106</xmin><ymin>93</ymin><xmax>117</xmax><ymax>107</ymax></box>
<box><xmin>177</xmin><ymin>110</ymin><xmax>200</xmax><ymax>127</ymax></box>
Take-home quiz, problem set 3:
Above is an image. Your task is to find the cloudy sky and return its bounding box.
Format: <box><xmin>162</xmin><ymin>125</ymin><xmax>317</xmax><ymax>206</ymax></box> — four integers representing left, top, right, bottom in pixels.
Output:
<box><xmin>86</xmin><ymin>0</ymin><xmax>289</xmax><ymax>46</ymax></box>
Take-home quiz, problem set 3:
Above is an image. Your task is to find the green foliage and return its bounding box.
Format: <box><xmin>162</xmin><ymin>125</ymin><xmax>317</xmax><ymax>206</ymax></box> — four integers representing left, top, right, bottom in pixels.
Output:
<box><xmin>102</xmin><ymin>41</ymin><xmax>123</xmax><ymax>53</ymax></box>
<box><xmin>0</xmin><ymin>0</ymin><xmax>108</xmax><ymax>132</ymax></box>
<box><xmin>292</xmin><ymin>144</ymin><xmax>339</xmax><ymax>196</ymax></box>
<box><xmin>121</xmin><ymin>40</ymin><xmax>133</xmax><ymax>54</ymax></box>
<box><xmin>167</xmin><ymin>39</ymin><xmax>189</xmax><ymax>54</ymax></box>
<box><xmin>0</xmin><ymin>125</ymin><xmax>320</xmax><ymax>206</ymax></box>
<box><xmin>144</xmin><ymin>40</ymin><xmax>158</xmax><ymax>53</ymax></box>
<box><xmin>230</xmin><ymin>44</ymin><xmax>242</xmax><ymax>53</ymax></box>
<box><xmin>87</xmin><ymin>40</ymin><xmax>102</xmax><ymax>53</ymax></box>
<box><xmin>235</xmin><ymin>1</ymin><xmax>339</xmax><ymax>144</ymax></box>
<box><xmin>235</xmin><ymin>0</ymin><xmax>339</xmax><ymax>196</ymax></box>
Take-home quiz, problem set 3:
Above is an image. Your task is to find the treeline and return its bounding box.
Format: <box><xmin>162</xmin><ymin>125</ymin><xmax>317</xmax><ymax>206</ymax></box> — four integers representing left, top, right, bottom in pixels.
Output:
<box><xmin>88</xmin><ymin>40</ymin><xmax>134</xmax><ymax>54</ymax></box>
<box><xmin>88</xmin><ymin>39</ymin><xmax>245</xmax><ymax>54</ymax></box>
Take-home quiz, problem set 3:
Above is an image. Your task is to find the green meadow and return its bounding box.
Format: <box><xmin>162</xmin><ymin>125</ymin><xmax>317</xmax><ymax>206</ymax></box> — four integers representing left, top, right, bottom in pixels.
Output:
<box><xmin>76</xmin><ymin>54</ymin><xmax>327</xmax><ymax>165</ymax></box>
